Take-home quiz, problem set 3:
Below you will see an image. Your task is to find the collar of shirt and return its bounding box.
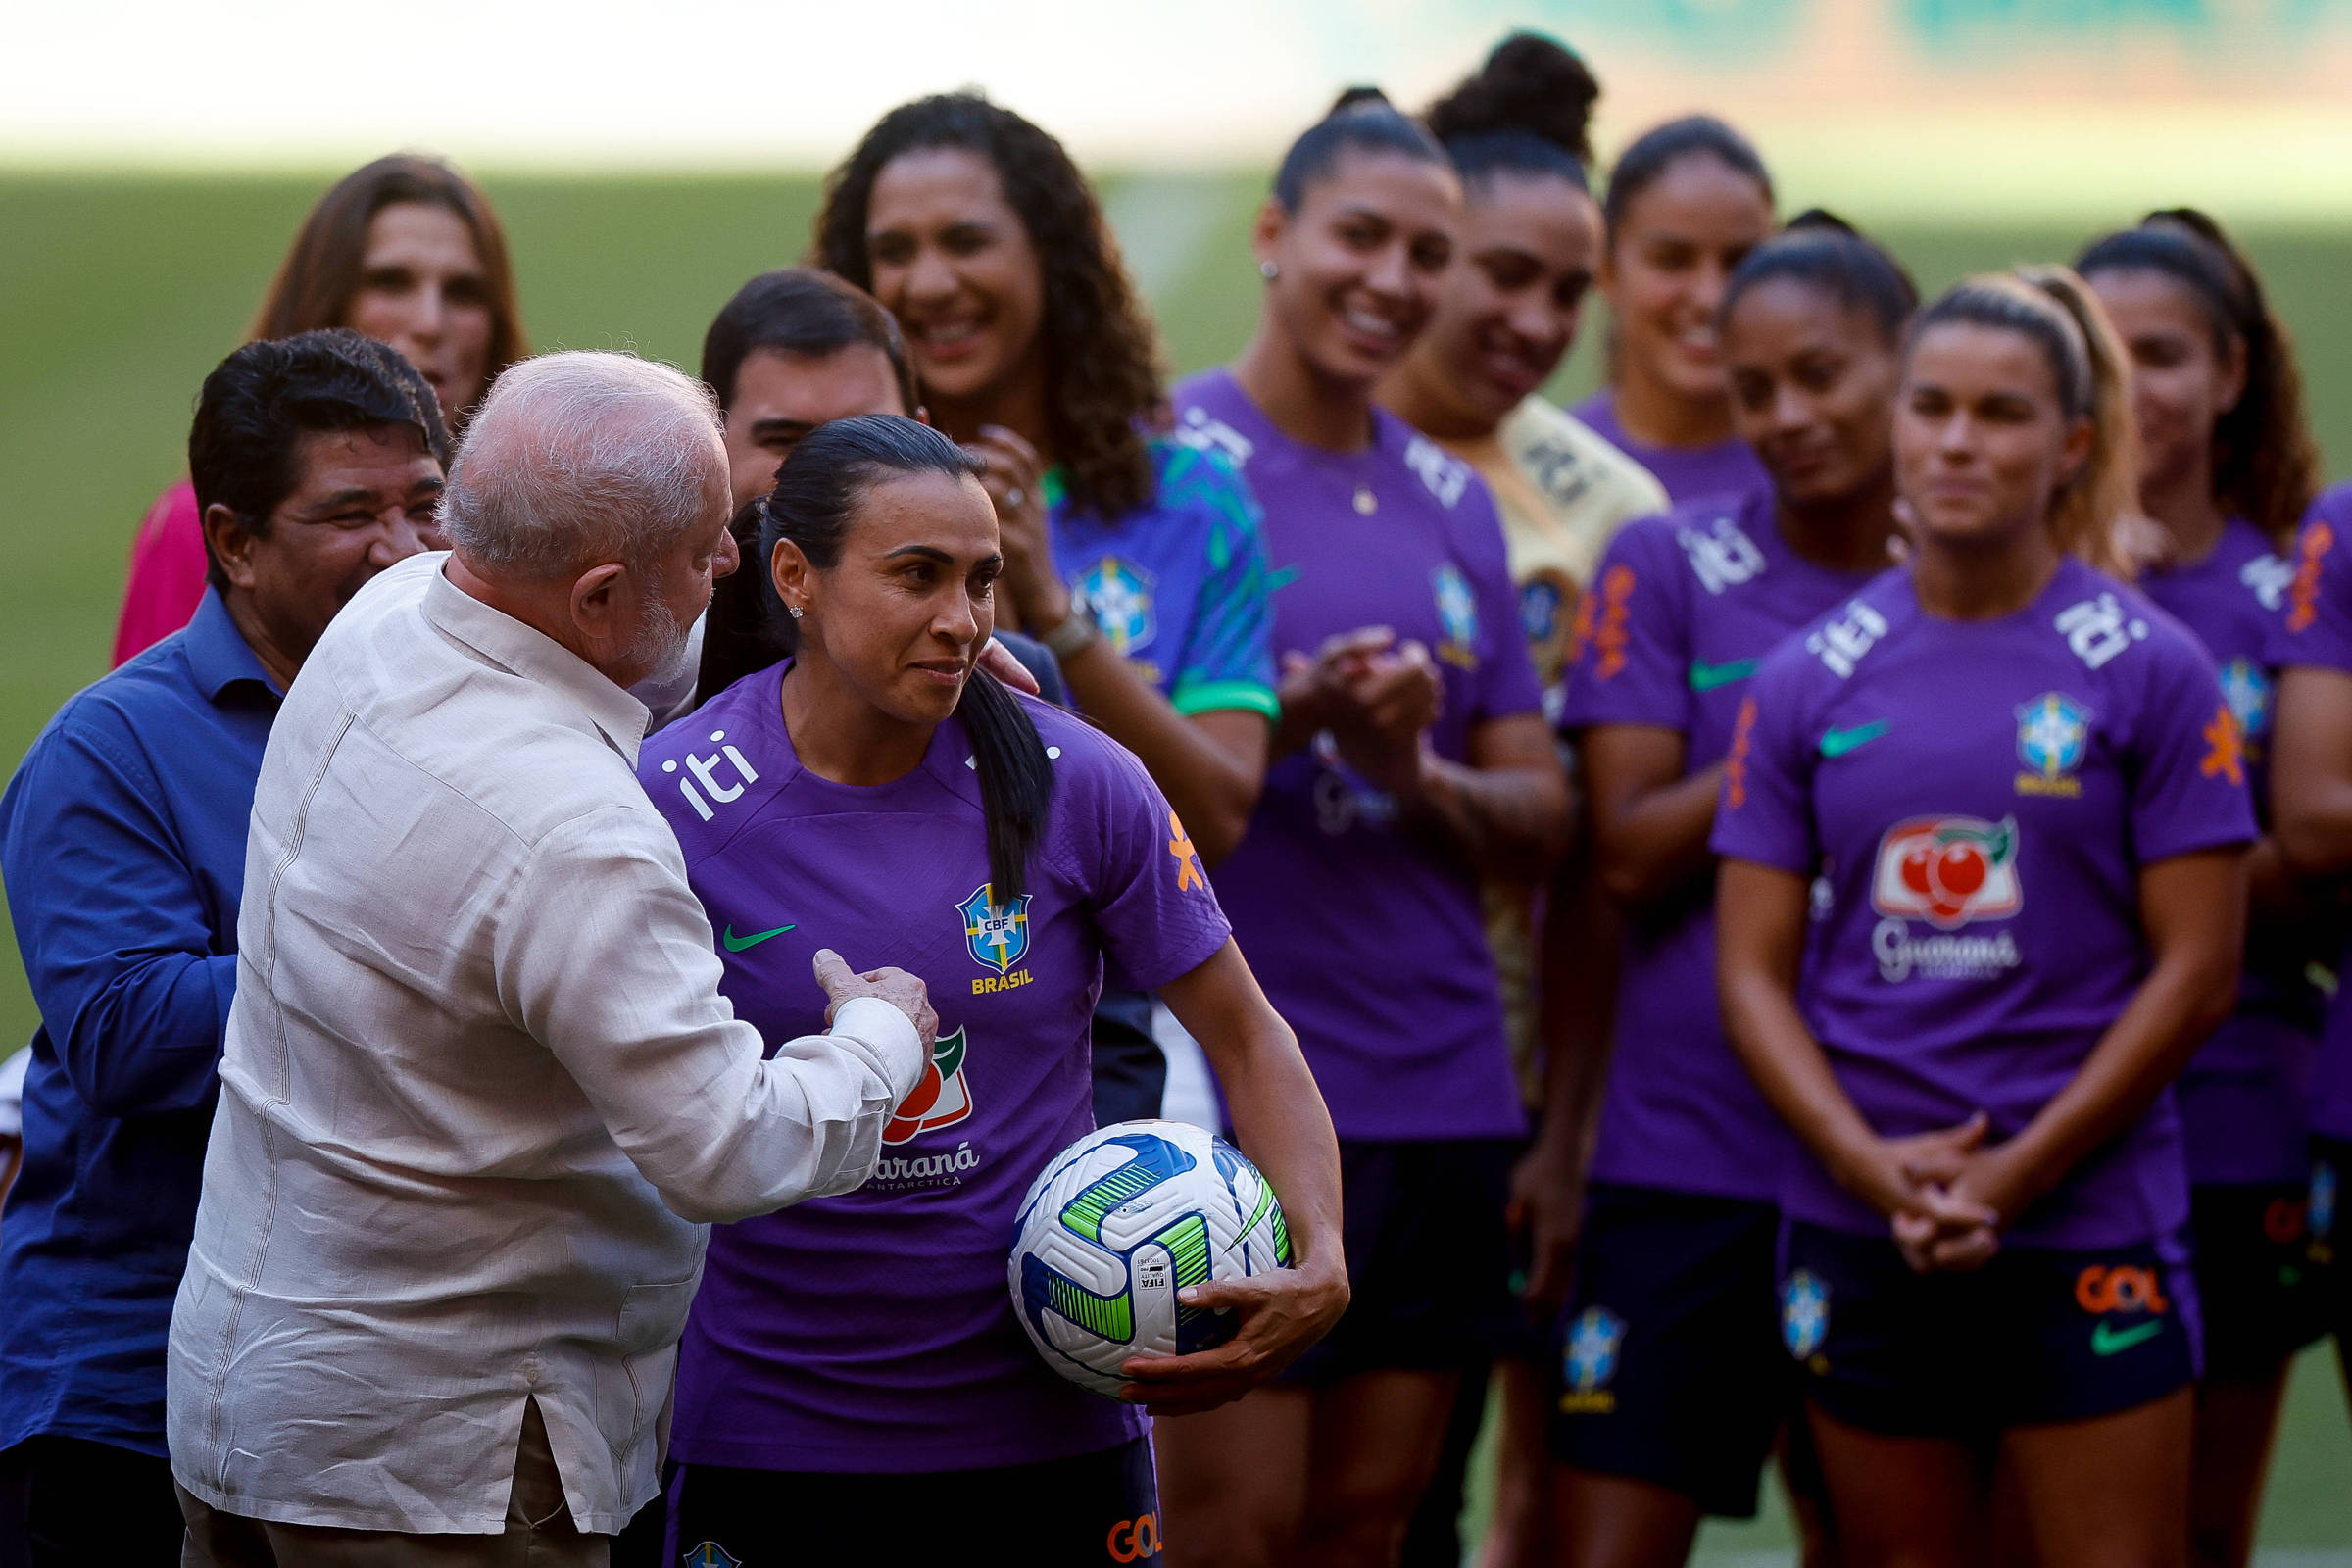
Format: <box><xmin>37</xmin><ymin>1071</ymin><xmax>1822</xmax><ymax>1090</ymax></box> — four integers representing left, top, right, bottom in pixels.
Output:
<box><xmin>181</xmin><ymin>587</ymin><xmax>284</xmax><ymax>706</ymax></box>
<box><xmin>419</xmin><ymin>562</ymin><xmax>652</xmax><ymax>763</ymax></box>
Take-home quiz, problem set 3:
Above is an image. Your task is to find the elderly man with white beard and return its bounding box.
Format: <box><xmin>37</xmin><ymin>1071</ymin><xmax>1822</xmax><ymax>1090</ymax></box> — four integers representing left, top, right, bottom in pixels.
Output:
<box><xmin>167</xmin><ymin>352</ymin><xmax>939</xmax><ymax>1567</ymax></box>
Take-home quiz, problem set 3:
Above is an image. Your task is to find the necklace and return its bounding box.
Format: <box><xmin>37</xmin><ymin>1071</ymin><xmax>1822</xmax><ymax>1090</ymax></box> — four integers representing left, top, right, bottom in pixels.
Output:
<box><xmin>1352</xmin><ymin>484</ymin><xmax>1377</xmax><ymax>515</ymax></box>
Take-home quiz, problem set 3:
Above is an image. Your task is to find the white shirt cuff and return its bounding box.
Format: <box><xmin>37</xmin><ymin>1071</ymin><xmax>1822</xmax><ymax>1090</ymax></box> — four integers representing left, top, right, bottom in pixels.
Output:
<box><xmin>831</xmin><ymin>995</ymin><xmax>927</xmax><ymax>1102</ymax></box>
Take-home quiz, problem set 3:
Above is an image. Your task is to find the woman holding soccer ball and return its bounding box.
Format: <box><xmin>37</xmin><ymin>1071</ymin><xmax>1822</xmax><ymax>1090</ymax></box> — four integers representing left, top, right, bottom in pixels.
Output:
<box><xmin>636</xmin><ymin>416</ymin><xmax>1344</xmax><ymax>1564</ymax></box>
<box><xmin>1714</xmin><ymin>268</ymin><xmax>2253</xmax><ymax>1566</ymax></box>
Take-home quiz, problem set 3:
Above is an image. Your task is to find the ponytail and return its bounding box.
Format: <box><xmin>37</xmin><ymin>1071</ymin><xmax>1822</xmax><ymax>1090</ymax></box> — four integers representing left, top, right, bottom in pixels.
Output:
<box><xmin>2077</xmin><ymin>211</ymin><xmax>2319</xmax><ymax>549</ymax></box>
<box><xmin>758</xmin><ymin>414</ymin><xmax>1055</xmax><ymax>898</ymax></box>
<box><xmin>2019</xmin><ymin>266</ymin><xmax>2140</xmax><ymax>577</ymax></box>
<box><xmin>1909</xmin><ymin>268</ymin><xmax>2140</xmax><ymax>576</ymax></box>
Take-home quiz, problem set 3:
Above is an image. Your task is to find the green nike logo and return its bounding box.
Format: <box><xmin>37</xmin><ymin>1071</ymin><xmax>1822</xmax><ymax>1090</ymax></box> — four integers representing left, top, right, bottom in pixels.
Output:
<box><xmin>1819</xmin><ymin>720</ymin><xmax>1890</xmax><ymax>758</ymax></box>
<box><xmin>721</xmin><ymin>924</ymin><xmax>795</xmax><ymax>953</ymax></box>
<box><xmin>2090</xmin><ymin>1319</ymin><xmax>2164</xmax><ymax>1356</ymax></box>
<box><xmin>1689</xmin><ymin>658</ymin><xmax>1759</xmax><ymax>692</ymax></box>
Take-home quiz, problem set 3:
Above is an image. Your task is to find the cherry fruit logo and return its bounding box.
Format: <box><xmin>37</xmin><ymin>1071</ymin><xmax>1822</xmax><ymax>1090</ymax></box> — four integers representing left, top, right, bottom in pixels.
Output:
<box><xmin>1871</xmin><ymin>815</ymin><xmax>2023</xmax><ymax>929</ymax></box>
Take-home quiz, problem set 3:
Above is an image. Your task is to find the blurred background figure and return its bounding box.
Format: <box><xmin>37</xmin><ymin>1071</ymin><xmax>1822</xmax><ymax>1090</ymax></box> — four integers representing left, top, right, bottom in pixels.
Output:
<box><xmin>110</xmin><ymin>153</ymin><xmax>525</xmax><ymax>665</ymax></box>
<box><xmin>1372</xmin><ymin>30</ymin><xmax>1666</xmax><ymax>1568</ymax></box>
<box><xmin>2080</xmin><ymin>210</ymin><xmax>2327</xmax><ymax>1568</ymax></box>
<box><xmin>1574</xmin><ymin>117</ymin><xmax>1774</xmax><ymax>504</ymax></box>
<box><xmin>0</xmin><ymin>329</ymin><xmax>448</xmax><ymax>1568</ymax></box>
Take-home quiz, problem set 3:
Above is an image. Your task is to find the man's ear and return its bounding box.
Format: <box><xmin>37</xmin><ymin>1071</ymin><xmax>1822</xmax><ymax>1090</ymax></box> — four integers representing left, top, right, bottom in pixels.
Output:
<box><xmin>567</xmin><ymin>562</ymin><xmax>630</xmax><ymax>648</ymax></box>
<box><xmin>202</xmin><ymin>502</ymin><xmax>262</xmax><ymax>590</ymax></box>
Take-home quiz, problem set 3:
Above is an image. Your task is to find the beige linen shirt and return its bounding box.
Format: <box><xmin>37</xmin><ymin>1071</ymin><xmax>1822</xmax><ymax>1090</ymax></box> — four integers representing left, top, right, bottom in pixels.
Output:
<box><xmin>167</xmin><ymin>554</ymin><xmax>925</xmax><ymax>1535</ymax></box>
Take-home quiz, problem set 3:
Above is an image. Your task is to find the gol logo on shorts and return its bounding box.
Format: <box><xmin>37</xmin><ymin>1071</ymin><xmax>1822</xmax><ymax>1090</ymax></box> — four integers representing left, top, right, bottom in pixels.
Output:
<box><xmin>2074</xmin><ymin>1265</ymin><xmax>2169</xmax><ymax>1315</ymax></box>
<box><xmin>1106</xmin><ymin>1512</ymin><xmax>1163</xmax><ymax>1561</ymax></box>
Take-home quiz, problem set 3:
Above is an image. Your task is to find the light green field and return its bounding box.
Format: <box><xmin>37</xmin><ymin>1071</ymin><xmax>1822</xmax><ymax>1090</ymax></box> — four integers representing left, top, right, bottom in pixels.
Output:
<box><xmin>3</xmin><ymin>172</ymin><xmax>2350</xmax><ymax>1552</ymax></box>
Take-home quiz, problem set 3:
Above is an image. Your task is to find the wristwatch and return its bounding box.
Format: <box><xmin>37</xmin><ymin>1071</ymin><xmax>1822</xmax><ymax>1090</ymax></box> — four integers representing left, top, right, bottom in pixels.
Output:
<box><xmin>1039</xmin><ymin>607</ymin><xmax>1100</xmax><ymax>662</ymax></box>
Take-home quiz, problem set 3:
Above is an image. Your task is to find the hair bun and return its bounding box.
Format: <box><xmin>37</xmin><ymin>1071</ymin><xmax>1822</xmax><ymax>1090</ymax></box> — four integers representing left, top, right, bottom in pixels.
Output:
<box><xmin>1425</xmin><ymin>31</ymin><xmax>1599</xmax><ymax>164</ymax></box>
<box><xmin>1784</xmin><ymin>207</ymin><xmax>1858</xmax><ymax>237</ymax></box>
<box><xmin>1328</xmin><ymin>85</ymin><xmax>1393</xmax><ymax>116</ymax></box>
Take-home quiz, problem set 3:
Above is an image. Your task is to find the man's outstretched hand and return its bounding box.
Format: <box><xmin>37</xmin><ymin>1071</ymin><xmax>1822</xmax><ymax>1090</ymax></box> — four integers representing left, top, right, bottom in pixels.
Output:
<box><xmin>812</xmin><ymin>948</ymin><xmax>938</xmax><ymax>1053</ymax></box>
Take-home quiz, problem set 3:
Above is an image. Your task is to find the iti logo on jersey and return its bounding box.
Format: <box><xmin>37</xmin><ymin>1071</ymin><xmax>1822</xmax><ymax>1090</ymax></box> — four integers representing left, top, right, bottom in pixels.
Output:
<box><xmin>1781</xmin><ymin>1270</ymin><xmax>1830</xmax><ymax>1363</ymax></box>
<box><xmin>659</xmin><ymin>730</ymin><xmax>760</xmax><ymax>822</ymax></box>
<box><xmin>958</xmin><ymin>883</ymin><xmax>1034</xmax><ymax>995</ymax></box>
<box><xmin>1870</xmin><ymin>815</ymin><xmax>2025</xmax><ymax>982</ymax></box>
<box><xmin>2015</xmin><ymin>693</ymin><xmax>2091</xmax><ymax>798</ymax></box>
<box><xmin>1433</xmin><ymin>564</ymin><xmax>1480</xmax><ymax>670</ymax></box>
<box><xmin>1075</xmin><ymin>557</ymin><xmax>1157</xmax><ymax>656</ymax></box>
<box><xmin>882</xmin><ymin>1026</ymin><xmax>972</xmax><ymax>1145</ymax></box>
<box><xmin>1558</xmin><ymin>1306</ymin><xmax>1626</xmax><ymax>1414</ymax></box>
<box><xmin>1677</xmin><ymin>514</ymin><xmax>1767</xmax><ymax>595</ymax></box>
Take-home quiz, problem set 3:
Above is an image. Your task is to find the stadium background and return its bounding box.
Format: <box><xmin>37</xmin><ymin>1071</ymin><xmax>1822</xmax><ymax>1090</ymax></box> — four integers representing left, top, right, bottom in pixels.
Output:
<box><xmin>4</xmin><ymin>1</ymin><xmax>2351</xmax><ymax>1558</ymax></box>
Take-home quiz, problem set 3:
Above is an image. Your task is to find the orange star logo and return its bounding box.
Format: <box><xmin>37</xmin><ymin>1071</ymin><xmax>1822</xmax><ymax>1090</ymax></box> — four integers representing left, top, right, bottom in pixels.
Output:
<box><xmin>1168</xmin><ymin>811</ymin><xmax>1204</xmax><ymax>892</ymax></box>
<box><xmin>2288</xmin><ymin>521</ymin><xmax>2333</xmax><ymax>634</ymax></box>
<box><xmin>2200</xmin><ymin>704</ymin><xmax>2245</xmax><ymax>788</ymax></box>
<box><xmin>1725</xmin><ymin>697</ymin><xmax>1758</xmax><ymax>808</ymax></box>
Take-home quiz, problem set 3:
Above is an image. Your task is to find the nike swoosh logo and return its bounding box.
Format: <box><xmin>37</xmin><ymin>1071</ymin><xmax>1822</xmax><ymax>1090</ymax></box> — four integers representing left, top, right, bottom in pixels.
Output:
<box><xmin>721</xmin><ymin>924</ymin><xmax>795</xmax><ymax>953</ymax></box>
<box><xmin>1819</xmin><ymin>720</ymin><xmax>1890</xmax><ymax>759</ymax></box>
<box><xmin>2090</xmin><ymin>1319</ymin><xmax>2164</xmax><ymax>1356</ymax></box>
<box><xmin>1689</xmin><ymin>658</ymin><xmax>1758</xmax><ymax>692</ymax></box>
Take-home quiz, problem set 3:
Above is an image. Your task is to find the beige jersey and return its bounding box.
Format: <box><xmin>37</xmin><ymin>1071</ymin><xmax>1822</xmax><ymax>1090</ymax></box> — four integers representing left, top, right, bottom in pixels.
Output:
<box><xmin>1442</xmin><ymin>398</ymin><xmax>1668</xmax><ymax>1100</ymax></box>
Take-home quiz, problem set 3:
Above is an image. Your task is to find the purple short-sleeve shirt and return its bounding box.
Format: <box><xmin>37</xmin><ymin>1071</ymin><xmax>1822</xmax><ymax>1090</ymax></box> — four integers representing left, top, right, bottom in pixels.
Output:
<box><xmin>1713</xmin><ymin>559</ymin><xmax>2256</xmax><ymax>1247</ymax></box>
<box><xmin>1172</xmin><ymin>368</ymin><xmax>1543</xmax><ymax>1142</ymax></box>
<box><xmin>639</xmin><ymin>666</ymin><xmax>1232</xmax><ymax>1472</ymax></box>
<box><xmin>2139</xmin><ymin>518</ymin><xmax>2317</xmax><ymax>1183</ymax></box>
<box><xmin>1571</xmin><ymin>392</ymin><xmax>1769</xmax><ymax>509</ymax></box>
<box><xmin>1558</xmin><ymin>489</ymin><xmax>1885</xmax><ymax>1200</ymax></box>
<box><xmin>2273</xmin><ymin>484</ymin><xmax>2352</xmax><ymax>1141</ymax></box>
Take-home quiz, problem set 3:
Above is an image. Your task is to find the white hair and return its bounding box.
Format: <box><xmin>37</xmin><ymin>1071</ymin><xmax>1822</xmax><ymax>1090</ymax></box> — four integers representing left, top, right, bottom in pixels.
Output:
<box><xmin>442</xmin><ymin>351</ymin><xmax>725</xmax><ymax>580</ymax></box>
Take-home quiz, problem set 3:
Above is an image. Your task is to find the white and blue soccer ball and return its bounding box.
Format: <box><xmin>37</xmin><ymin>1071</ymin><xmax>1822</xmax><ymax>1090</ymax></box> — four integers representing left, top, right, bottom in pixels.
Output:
<box><xmin>1008</xmin><ymin>1119</ymin><xmax>1292</xmax><ymax>1398</ymax></box>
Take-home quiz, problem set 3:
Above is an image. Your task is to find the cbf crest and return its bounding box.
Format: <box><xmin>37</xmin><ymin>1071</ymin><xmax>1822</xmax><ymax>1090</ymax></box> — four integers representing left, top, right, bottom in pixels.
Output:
<box><xmin>1558</xmin><ymin>1306</ymin><xmax>1626</xmax><ymax>1413</ymax></box>
<box><xmin>2015</xmin><ymin>692</ymin><xmax>2091</xmax><ymax>798</ymax></box>
<box><xmin>1433</xmin><ymin>563</ymin><xmax>1480</xmax><ymax>670</ymax></box>
<box><xmin>2220</xmin><ymin>658</ymin><xmax>2273</xmax><ymax>744</ymax></box>
<box><xmin>1075</xmin><ymin>556</ymin><xmax>1157</xmax><ymax>656</ymax></box>
<box><xmin>958</xmin><ymin>883</ymin><xmax>1032</xmax><ymax>975</ymax></box>
<box><xmin>1781</xmin><ymin>1269</ymin><xmax>1830</xmax><ymax>1362</ymax></box>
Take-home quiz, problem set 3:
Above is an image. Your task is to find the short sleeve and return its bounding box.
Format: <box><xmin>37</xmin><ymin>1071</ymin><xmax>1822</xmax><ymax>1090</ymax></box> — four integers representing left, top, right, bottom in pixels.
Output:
<box><xmin>1559</xmin><ymin>522</ymin><xmax>1690</xmax><ymax>734</ymax></box>
<box><xmin>1161</xmin><ymin>447</ymin><xmax>1280</xmax><ymax>720</ymax></box>
<box><xmin>1082</xmin><ymin>738</ymin><xmax>1235</xmax><ymax>991</ymax></box>
<box><xmin>2277</xmin><ymin>508</ymin><xmax>2352</xmax><ymax>674</ymax></box>
<box><xmin>1708</xmin><ymin>648</ymin><xmax>1822</xmax><ymax>876</ymax></box>
<box><xmin>1456</xmin><ymin>483</ymin><xmax>1544</xmax><ymax>722</ymax></box>
<box><xmin>2126</xmin><ymin>634</ymin><xmax>2259</xmax><ymax>864</ymax></box>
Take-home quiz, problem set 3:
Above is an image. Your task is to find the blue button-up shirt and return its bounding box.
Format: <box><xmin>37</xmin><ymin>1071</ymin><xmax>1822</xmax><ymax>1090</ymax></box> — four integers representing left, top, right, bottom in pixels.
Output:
<box><xmin>0</xmin><ymin>589</ymin><xmax>279</xmax><ymax>1457</ymax></box>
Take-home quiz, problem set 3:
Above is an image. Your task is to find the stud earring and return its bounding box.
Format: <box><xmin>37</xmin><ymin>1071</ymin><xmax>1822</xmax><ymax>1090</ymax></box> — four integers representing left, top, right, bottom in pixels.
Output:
<box><xmin>787</xmin><ymin>604</ymin><xmax>805</xmax><ymax>619</ymax></box>
<box><xmin>1259</xmin><ymin>260</ymin><xmax>1279</xmax><ymax>280</ymax></box>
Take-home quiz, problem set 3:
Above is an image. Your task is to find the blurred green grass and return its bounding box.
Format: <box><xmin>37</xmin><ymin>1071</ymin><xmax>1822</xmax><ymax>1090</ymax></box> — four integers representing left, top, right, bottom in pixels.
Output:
<box><xmin>3</xmin><ymin>172</ymin><xmax>2350</xmax><ymax>1547</ymax></box>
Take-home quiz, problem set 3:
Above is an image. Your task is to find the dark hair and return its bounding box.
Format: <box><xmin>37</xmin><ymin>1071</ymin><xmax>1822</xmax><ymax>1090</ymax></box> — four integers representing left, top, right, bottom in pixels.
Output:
<box><xmin>250</xmin><ymin>154</ymin><xmax>527</xmax><ymax>421</ymax></box>
<box><xmin>1271</xmin><ymin>86</ymin><xmax>1450</xmax><ymax>213</ymax></box>
<box><xmin>2075</xmin><ymin>211</ymin><xmax>2318</xmax><ymax>549</ymax></box>
<box><xmin>1425</xmin><ymin>32</ymin><xmax>1598</xmax><ymax>195</ymax></box>
<box><xmin>701</xmin><ymin>267</ymin><xmax>919</xmax><ymax>416</ymax></box>
<box><xmin>189</xmin><ymin>328</ymin><xmax>449</xmax><ymax>592</ymax></box>
<box><xmin>760</xmin><ymin>415</ymin><xmax>1054</xmax><ymax>897</ymax></box>
<box><xmin>1908</xmin><ymin>268</ymin><xmax>2139</xmax><ymax>575</ymax></box>
<box><xmin>1721</xmin><ymin>210</ymin><xmax>1918</xmax><ymax>341</ymax></box>
<box><xmin>1602</xmin><ymin>115</ymin><xmax>1773</xmax><ymax>238</ymax></box>
<box><xmin>814</xmin><ymin>93</ymin><xmax>1161</xmax><ymax>521</ymax></box>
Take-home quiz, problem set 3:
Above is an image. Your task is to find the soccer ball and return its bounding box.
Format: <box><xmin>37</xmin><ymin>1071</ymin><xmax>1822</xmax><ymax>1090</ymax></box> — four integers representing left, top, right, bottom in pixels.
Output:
<box><xmin>1008</xmin><ymin>1119</ymin><xmax>1292</xmax><ymax>1398</ymax></box>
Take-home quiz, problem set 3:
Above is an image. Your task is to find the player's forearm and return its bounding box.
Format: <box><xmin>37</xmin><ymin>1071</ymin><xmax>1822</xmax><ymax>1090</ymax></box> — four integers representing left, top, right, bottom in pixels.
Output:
<box><xmin>1400</xmin><ymin>755</ymin><xmax>1571</xmax><ymax>874</ymax></box>
<box><xmin>1593</xmin><ymin>764</ymin><xmax>1725</xmax><ymax>913</ymax></box>
<box><xmin>1532</xmin><ymin>854</ymin><xmax>1621</xmax><ymax>1164</ymax></box>
<box><xmin>1057</xmin><ymin>642</ymin><xmax>1266</xmax><ymax>866</ymax></box>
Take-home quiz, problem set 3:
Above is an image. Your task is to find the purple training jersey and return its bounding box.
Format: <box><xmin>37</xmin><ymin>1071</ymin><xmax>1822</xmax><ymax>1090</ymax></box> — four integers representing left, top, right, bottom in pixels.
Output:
<box><xmin>2274</xmin><ymin>483</ymin><xmax>2352</xmax><ymax>1141</ymax></box>
<box><xmin>1174</xmin><ymin>368</ymin><xmax>1543</xmax><ymax>1142</ymax></box>
<box><xmin>1713</xmin><ymin>558</ymin><xmax>2256</xmax><ymax>1247</ymax></box>
<box><xmin>2139</xmin><ymin>517</ymin><xmax>2317</xmax><ymax>1185</ymax></box>
<box><xmin>640</xmin><ymin>665</ymin><xmax>1232</xmax><ymax>1472</ymax></box>
<box><xmin>1572</xmin><ymin>392</ymin><xmax>1769</xmax><ymax>508</ymax></box>
<box><xmin>1559</xmin><ymin>489</ymin><xmax>1886</xmax><ymax>1200</ymax></box>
